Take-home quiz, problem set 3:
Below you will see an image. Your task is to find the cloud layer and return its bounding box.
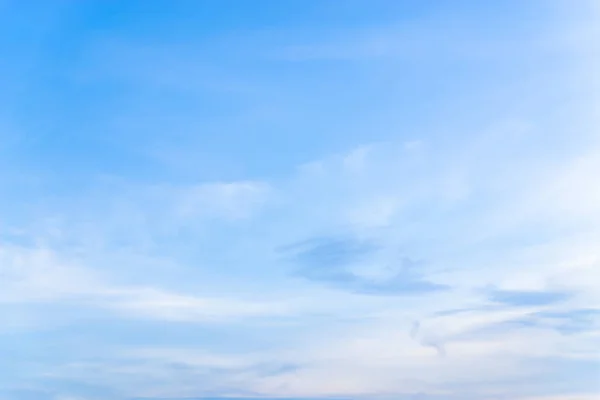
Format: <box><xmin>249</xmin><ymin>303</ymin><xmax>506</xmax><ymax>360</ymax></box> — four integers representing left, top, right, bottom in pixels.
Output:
<box><xmin>0</xmin><ymin>1</ymin><xmax>599</xmax><ymax>400</ymax></box>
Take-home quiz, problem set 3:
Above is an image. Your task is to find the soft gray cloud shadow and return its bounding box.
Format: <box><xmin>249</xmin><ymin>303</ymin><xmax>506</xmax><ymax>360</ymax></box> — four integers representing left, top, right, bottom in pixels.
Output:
<box><xmin>281</xmin><ymin>235</ymin><xmax>448</xmax><ymax>296</ymax></box>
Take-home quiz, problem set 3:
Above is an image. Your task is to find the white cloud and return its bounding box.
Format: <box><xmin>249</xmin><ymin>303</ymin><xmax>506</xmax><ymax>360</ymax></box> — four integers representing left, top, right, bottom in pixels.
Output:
<box><xmin>345</xmin><ymin>195</ymin><xmax>399</xmax><ymax>228</ymax></box>
<box><xmin>0</xmin><ymin>243</ymin><xmax>292</xmax><ymax>323</ymax></box>
<box><xmin>0</xmin><ymin>244</ymin><xmax>103</xmax><ymax>303</ymax></box>
<box><xmin>106</xmin><ymin>286</ymin><xmax>290</xmax><ymax>322</ymax></box>
<box><xmin>174</xmin><ymin>181</ymin><xmax>271</xmax><ymax>221</ymax></box>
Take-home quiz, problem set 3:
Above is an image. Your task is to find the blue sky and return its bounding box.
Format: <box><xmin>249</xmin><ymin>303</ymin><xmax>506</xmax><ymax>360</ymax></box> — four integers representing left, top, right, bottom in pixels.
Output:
<box><xmin>1</xmin><ymin>1</ymin><xmax>599</xmax><ymax>399</ymax></box>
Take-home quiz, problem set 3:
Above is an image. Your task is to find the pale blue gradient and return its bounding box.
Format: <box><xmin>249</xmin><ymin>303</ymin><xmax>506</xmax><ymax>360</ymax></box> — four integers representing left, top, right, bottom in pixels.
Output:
<box><xmin>1</xmin><ymin>1</ymin><xmax>599</xmax><ymax>400</ymax></box>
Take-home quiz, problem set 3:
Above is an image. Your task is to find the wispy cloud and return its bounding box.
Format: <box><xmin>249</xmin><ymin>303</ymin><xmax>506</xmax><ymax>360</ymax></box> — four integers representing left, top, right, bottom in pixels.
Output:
<box><xmin>0</xmin><ymin>242</ymin><xmax>292</xmax><ymax>323</ymax></box>
<box><xmin>283</xmin><ymin>235</ymin><xmax>447</xmax><ymax>295</ymax></box>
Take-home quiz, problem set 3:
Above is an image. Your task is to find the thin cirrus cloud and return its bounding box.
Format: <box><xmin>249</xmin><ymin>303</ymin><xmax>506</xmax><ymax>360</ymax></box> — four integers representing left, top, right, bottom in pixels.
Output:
<box><xmin>0</xmin><ymin>1</ymin><xmax>599</xmax><ymax>400</ymax></box>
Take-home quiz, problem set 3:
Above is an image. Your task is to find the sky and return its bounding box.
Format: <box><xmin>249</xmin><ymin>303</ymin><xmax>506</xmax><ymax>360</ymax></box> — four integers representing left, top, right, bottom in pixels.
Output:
<box><xmin>1</xmin><ymin>1</ymin><xmax>599</xmax><ymax>399</ymax></box>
